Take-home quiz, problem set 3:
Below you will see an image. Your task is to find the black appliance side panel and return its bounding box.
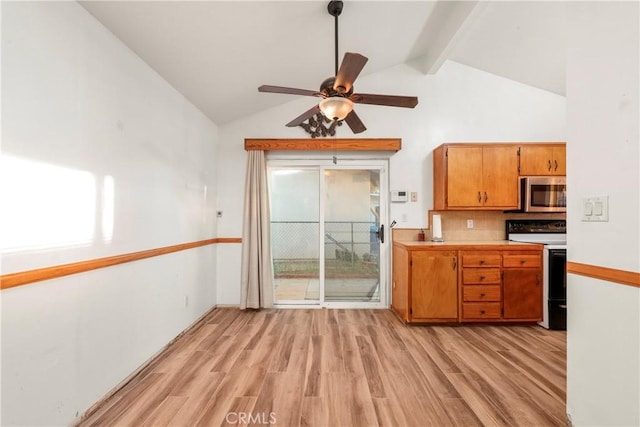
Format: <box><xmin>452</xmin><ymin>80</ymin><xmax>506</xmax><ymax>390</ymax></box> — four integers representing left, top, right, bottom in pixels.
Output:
<box><xmin>548</xmin><ymin>249</ymin><xmax>567</xmax><ymax>300</ymax></box>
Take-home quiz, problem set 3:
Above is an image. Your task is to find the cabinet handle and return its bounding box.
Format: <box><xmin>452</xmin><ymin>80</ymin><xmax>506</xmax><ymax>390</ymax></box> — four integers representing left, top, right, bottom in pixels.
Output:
<box><xmin>477</xmin><ymin>191</ymin><xmax>482</xmax><ymax>203</ymax></box>
<box><xmin>554</xmin><ymin>159</ymin><xmax>558</xmax><ymax>171</ymax></box>
<box><xmin>452</xmin><ymin>257</ymin><xmax>457</xmax><ymax>270</ymax></box>
<box><xmin>480</xmin><ymin>275</ymin><xmax>485</xmax><ymax>280</ymax></box>
<box><xmin>520</xmin><ymin>259</ymin><xmax>526</xmax><ymax>265</ymax></box>
<box><xmin>479</xmin><ymin>259</ymin><xmax>485</xmax><ymax>265</ymax></box>
<box><xmin>548</xmin><ymin>160</ymin><xmax>552</xmax><ymax>171</ymax></box>
<box><xmin>480</xmin><ymin>293</ymin><xmax>486</xmax><ymax>297</ymax></box>
<box><xmin>484</xmin><ymin>192</ymin><xmax>488</xmax><ymax>203</ymax></box>
<box><xmin>480</xmin><ymin>310</ymin><xmax>486</xmax><ymax>315</ymax></box>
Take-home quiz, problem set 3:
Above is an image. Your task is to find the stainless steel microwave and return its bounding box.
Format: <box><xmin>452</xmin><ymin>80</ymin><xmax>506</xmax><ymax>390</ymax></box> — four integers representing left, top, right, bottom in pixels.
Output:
<box><xmin>521</xmin><ymin>176</ymin><xmax>567</xmax><ymax>213</ymax></box>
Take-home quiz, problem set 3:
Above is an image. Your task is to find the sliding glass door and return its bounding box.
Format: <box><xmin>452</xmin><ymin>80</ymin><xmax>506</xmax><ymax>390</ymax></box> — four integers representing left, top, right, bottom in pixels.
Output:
<box><xmin>269</xmin><ymin>160</ymin><xmax>387</xmax><ymax>307</ymax></box>
<box><xmin>269</xmin><ymin>168</ymin><xmax>321</xmax><ymax>303</ymax></box>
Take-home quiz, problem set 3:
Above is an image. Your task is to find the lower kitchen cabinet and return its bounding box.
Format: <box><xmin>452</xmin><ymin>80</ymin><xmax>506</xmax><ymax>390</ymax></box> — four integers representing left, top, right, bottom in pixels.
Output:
<box><xmin>392</xmin><ymin>242</ymin><xmax>542</xmax><ymax>324</ymax></box>
<box><xmin>411</xmin><ymin>250</ymin><xmax>458</xmax><ymax>321</ymax></box>
<box><xmin>460</xmin><ymin>251</ymin><xmax>502</xmax><ymax>321</ymax></box>
<box><xmin>503</xmin><ymin>256</ymin><xmax>543</xmax><ymax>320</ymax></box>
<box><xmin>392</xmin><ymin>245</ymin><xmax>458</xmax><ymax>322</ymax></box>
<box><xmin>460</xmin><ymin>250</ymin><xmax>542</xmax><ymax>323</ymax></box>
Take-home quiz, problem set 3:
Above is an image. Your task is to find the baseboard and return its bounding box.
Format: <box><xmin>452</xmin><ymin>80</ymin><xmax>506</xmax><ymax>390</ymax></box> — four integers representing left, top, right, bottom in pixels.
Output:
<box><xmin>71</xmin><ymin>304</ymin><xmax>218</xmax><ymax>426</ymax></box>
<box><xmin>215</xmin><ymin>303</ymin><xmax>240</xmax><ymax>308</ymax></box>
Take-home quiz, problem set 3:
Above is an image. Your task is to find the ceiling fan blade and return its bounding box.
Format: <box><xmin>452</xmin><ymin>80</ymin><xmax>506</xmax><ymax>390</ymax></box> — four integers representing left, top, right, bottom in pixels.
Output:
<box><xmin>350</xmin><ymin>93</ymin><xmax>418</xmax><ymax>108</ymax></box>
<box><xmin>334</xmin><ymin>52</ymin><xmax>368</xmax><ymax>94</ymax></box>
<box><xmin>258</xmin><ymin>85</ymin><xmax>320</xmax><ymax>97</ymax></box>
<box><xmin>286</xmin><ymin>105</ymin><xmax>322</xmax><ymax>127</ymax></box>
<box><xmin>344</xmin><ymin>110</ymin><xmax>367</xmax><ymax>134</ymax></box>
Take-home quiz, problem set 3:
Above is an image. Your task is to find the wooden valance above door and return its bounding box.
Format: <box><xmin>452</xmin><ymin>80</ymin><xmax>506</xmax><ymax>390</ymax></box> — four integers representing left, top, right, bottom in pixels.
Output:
<box><xmin>244</xmin><ymin>138</ymin><xmax>401</xmax><ymax>151</ymax></box>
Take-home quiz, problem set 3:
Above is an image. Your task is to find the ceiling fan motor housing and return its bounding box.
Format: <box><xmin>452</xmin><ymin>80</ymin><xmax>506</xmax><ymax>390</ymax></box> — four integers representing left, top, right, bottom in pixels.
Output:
<box><xmin>328</xmin><ymin>1</ymin><xmax>343</xmax><ymax>17</ymax></box>
<box><xmin>320</xmin><ymin>77</ymin><xmax>352</xmax><ymax>97</ymax></box>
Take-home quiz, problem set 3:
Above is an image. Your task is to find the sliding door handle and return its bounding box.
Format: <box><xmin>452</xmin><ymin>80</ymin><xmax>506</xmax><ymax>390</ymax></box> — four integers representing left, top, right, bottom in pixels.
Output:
<box><xmin>377</xmin><ymin>224</ymin><xmax>384</xmax><ymax>244</ymax></box>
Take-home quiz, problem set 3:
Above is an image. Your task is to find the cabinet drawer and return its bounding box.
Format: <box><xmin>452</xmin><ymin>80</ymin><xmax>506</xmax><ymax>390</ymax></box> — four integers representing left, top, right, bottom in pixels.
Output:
<box><xmin>462</xmin><ymin>269</ymin><xmax>501</xmax><ymax>284</ymax></box>
<box><xmin>462</xmin><ymin>303</ymin><xmax>501</xmax><ymax>319</ymax></box>
<box><xmin>463</xmin><ymin>285</ymin><xmax>501</xmax><ymax>302</ymax></box>
<box><xmin>503</xmin><ymin>254</ymin><xmax>541</xmax><ymax>268</ymax></box>
<box><xmin>462</xmin><ymin>254</ymin><xmax>501</xmax><ymax>267</ymax></box>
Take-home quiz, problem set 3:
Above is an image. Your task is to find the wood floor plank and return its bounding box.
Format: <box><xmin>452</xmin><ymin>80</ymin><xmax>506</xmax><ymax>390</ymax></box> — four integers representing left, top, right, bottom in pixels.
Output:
<box><xmin>347</xmin><ymin>373</ymin><xmax>379</xmax><ymax>427</ymax></box>
<box><xmin>355</xmin><ymin>335</ymin><xmax>387</xmax><ymax>398</ymax></box>
<box><xmin>141</xmin><ymin>396</ymin><xmax>188</xmax><ymax>427</ymax></box>
<box><xmin>77</xmin><ymin>308</ymin><xmax>567</xmax><ymax>427</ymax></box>
<box><xmin>84</xmin><ymin>372</ymin><xmax>165</xmax><ymax>427</ymax></box>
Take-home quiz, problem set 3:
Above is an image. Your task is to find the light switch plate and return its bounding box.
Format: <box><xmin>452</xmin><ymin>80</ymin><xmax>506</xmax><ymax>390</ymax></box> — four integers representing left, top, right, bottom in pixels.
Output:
<box><xmin>582</xmin><ymin>196</ymin><xmax>609</xmax><ymax>221</ymax></box>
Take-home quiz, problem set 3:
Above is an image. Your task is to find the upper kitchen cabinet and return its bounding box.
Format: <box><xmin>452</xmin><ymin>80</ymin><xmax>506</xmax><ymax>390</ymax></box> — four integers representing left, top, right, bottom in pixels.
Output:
<box><xmin>434</xmin><ymin>144</ymin><xmax>519</xmax><ymax>210</ymax></box>
<box><xmin>519</xmin><ymin>143</ymin><xmax>566</xmax><ymax>176</ymax></box>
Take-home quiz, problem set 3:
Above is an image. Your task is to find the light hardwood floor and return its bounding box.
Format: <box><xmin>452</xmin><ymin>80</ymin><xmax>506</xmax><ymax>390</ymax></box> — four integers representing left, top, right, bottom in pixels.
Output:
<box><xmin>78</xmin><ymin>308</ymin><xmax>566</xmax><ymax>426</ymax></box>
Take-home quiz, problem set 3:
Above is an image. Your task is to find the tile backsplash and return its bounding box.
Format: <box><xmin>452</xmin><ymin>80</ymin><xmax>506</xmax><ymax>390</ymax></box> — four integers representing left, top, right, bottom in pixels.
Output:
<box><xmin>393</xmin><ymin>211</ymin><xmax>565</xmax><ymax>242</ymax></box>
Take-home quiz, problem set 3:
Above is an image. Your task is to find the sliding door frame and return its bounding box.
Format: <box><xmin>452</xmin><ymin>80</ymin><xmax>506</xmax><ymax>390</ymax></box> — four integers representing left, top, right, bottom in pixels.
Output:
<box><xmin>268</xmin><ymin>157</ymin><xmax>390</xmax><ymax>309</ymax></box>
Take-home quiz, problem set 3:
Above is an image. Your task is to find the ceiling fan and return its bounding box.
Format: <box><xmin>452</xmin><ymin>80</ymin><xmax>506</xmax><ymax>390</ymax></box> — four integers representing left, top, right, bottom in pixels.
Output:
<box><xmin>258</xmin><ymin>0</ymin><xmax>419</xmax><ymax>134</ymax></box>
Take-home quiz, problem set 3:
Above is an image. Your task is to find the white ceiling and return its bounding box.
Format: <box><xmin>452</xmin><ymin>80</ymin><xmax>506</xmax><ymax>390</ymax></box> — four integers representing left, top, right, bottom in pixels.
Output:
<box><xmin>80</xmin><ymin>1</ymin><xmax>566</xmax><ymax>125</ymax></box>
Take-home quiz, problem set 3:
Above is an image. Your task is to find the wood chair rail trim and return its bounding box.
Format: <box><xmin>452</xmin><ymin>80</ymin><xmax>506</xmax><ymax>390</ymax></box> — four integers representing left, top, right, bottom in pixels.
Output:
<box><xmin>0</xmin><ymin>238</ymin><xmax>242</xmax><ymax>290</ymax></box>
<box><xmin>244</xmin><ymin>138</ymin><xmax>401</xmax><ymax>151</ymax></box>
<box><xmin>567</xmin><ymin>261</ymin><xmax>640</xmax><ymax>288</ymax></box>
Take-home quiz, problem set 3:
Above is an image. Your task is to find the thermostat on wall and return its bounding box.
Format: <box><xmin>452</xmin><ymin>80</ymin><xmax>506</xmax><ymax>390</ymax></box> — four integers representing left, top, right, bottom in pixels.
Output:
<box><xmin>391</xmin><ymin>190</ymin><xmax>408</xmax><ymax>202</ymax></box>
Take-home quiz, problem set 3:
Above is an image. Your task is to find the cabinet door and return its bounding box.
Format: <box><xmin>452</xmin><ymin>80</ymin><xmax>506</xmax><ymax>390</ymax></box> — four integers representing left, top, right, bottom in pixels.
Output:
<box><xmin>519</xmin><ymin>146</ymin><xmax>554</xmax><ymax>175</ymax></box>
<box><xmin>520</xmin><ymin>145</ymin><xmax>566</xmax><ymax>176</ymax></box>
<box><xmin>411</xmin><ymin>251</ymin><xmax>458</xmax><ymax>320</ymax></box>
<box><xmin>552</xmin><ymin>146</ymin><xmax>566</xmax><ymax>175</ymax></box>
<box><xmin>482</xmin><ymin>146</ymin><xmax>519</xmax><ymax>208</ymax></box>
<box><xmin>503</xmin><ymin>270</ymin><xmax>542</xmax><ymax>320</ymax></box>
<box><xmin>447</xmin><ymin>147</ymin><xmax>483</xmax><ymax>207</ymax></box>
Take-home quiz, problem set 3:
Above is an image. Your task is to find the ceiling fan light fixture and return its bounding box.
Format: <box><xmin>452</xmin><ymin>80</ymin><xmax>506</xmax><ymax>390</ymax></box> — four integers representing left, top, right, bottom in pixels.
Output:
<box><xmin>319</xmin><ymin>96</ymin><xmax>353</xmax><ymax>121</ymax></box>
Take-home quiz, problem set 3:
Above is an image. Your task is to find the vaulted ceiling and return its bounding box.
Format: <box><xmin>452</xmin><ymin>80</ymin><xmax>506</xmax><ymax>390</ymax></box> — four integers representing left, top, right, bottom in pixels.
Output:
<box><xmin>80</xmin><ymin>1</ymin><xmax>566</xmax><ymax>125</ymax></box>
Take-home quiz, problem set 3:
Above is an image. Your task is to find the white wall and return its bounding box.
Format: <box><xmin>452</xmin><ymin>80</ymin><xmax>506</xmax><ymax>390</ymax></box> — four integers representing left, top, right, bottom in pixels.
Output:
<box><xmin>216</xmin><ymin>60</ymin><xmax>566</xmax><ymax>304</ymax></box>
<box><xmin>566</xmin><ymin>2</ymin><xmax>640</xmax><ymax>426</ymax></box>
<box><xmin>1</xmin><ymin>2</ymin><xmax>218</xmax><ymax>425</ymax></box>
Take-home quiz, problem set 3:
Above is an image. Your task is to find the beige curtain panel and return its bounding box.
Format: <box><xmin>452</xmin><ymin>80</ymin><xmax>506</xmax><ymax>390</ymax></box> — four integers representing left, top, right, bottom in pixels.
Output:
<box><xmin>240</xmin><ymin>150</ymin><xmax>274</xmax><ymax>309</ymax></box>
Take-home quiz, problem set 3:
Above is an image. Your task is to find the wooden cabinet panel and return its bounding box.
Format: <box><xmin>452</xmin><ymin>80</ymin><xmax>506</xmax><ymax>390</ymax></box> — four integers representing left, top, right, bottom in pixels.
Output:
<box><xmin>503</xmin><ymin>254</ymin><xmax>541</xmax><ymax>268</ymax></box>
<box><xmin>482</xmin><ymin>146</ymin><xmax>519</xmax><ymax>208</ymax></box>
<box><xmin>391</xmin><ymin>245</ymin><xmax>458</xmax><ymax>323</ymax></box>
<box><xmin>462</xmin><ymin>269</ymin><xmax>501</xmax><ymax>284</ymax></box>
<box><xmin>392</xmin><ymin>246</ymin><xmax>409</xmax><ymax>321</ymax></box>
<box><xmin>462</xmin><ymin>303</ymin><xmax>501</xmax><ymax>319</ymax></box>
<box><xmin>463</xmin><ymin>285</ymin><xmax>501</xmax><ymax>302</ymax></box>
<box><xmin>519</xmin><ymin>144</ymin><xmax>566</xmax><ymax>176</ymax></box>
<box><xmin>411</xmin><ymin>251</ymin><xmax>458</xmax><ymax>320</ymax></box>
<box><xmin>462</xmin><ymin>253</ymin><xmax>501</xmax><ymax>267</ymax></box>
<box><xmin>446</xmin><ymin>146</ymin><xmax>483</xmax><ymax>208</ymax></box>
<box><xmin>552</xmin><ymin>146</ymin><xmax>566</xmax><ymax>175</ymax></box>
<box><xmin>503</xmin><ymin>269</ymin><xmax>542</xmax><ymax>320</ymax></box>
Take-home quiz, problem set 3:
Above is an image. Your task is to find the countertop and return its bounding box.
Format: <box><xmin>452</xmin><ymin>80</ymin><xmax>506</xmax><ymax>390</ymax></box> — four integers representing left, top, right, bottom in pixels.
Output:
<box><xmin>392</xmin><ymin>240</ymin><xmax>543</xmax><ymax>251</ymax></box>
